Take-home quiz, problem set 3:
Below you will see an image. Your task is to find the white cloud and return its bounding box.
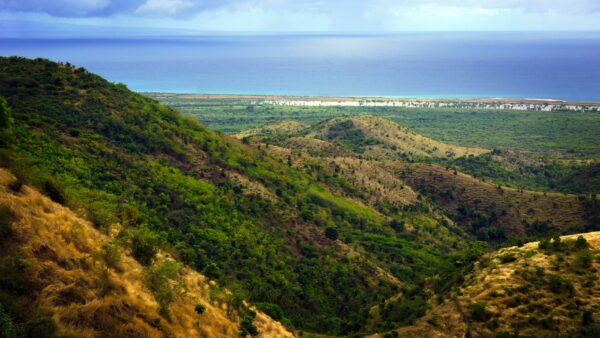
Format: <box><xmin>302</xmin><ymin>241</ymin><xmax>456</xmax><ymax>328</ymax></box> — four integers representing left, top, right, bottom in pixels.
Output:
<box><xmin>136</xmin><ymin>0</ymin><xmax>193</xmax><ymax>15</ymax></box>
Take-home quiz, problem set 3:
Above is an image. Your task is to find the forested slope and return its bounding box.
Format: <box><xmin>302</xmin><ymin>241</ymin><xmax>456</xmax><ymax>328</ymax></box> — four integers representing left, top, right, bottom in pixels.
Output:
<box><xmin>0</xmin><ymin>57</ymin><xmax>477</xmax><ymax>336</ymax></box>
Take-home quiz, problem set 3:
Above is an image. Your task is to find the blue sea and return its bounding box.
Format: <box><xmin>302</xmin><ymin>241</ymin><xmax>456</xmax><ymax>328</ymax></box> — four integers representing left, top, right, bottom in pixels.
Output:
<box><xmin>1</xmin><ymin>32</ymin><xmax>600</xmax><ymax>101</ymax></box>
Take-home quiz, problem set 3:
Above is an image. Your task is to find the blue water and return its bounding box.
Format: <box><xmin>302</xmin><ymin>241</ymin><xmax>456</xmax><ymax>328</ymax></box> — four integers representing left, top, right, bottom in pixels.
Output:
<box><xmin>1</xmin><ymin>32</ymin><xmax>600</xmax><ymax>101</ymax></box>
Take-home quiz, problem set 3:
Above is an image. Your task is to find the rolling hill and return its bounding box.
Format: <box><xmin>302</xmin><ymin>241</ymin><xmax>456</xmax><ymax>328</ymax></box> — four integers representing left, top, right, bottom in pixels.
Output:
<box><xmin>0</xmin><ymin>57</ymin><xmax>480</xmax><ymax>336</ymax></box>
<box><xmin>242</xmin><ymin>117</ymin><xmax>597</xmax><ymax>239</ymax></box>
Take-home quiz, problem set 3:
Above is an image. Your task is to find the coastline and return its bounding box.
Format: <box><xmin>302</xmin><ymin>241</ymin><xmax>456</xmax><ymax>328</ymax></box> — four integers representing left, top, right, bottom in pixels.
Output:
<box><xmin>145</xmin><ymin>92</ymin><xmax>600</xmax><ymax>112</ymax></box>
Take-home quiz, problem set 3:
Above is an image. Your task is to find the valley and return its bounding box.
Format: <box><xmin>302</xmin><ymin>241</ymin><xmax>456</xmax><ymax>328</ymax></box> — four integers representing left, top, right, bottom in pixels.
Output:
<box><xmin>1</xmin><ymin>57</ymin><xmax>599</xmax><ymax>337</ymax></box>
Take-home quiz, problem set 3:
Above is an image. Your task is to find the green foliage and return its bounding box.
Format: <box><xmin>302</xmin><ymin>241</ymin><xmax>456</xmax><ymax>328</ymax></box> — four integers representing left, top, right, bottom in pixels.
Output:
<box><xmin>152</xmin><ymin>97</ymin><xmax>600</xmax><ymax>160</ymax></box>
<box><xmin>0</xmin><ymin>97</ymin><xmax>11</xmax><ymax>130</ymax></box>
<box><xmin>145</xmin><ymin>261</ymin><xmax>184</xmax><ymax>317</ymax></box>
<box><xmin>0</xmin><ymin>57</ymin><xmax>480</xmax><ymax>335</ymax></box>
<box><xmin>582</xmin><ymin>310</ymin><xmax>594</xmax><ymax>326</ymax></box>
<box><xmin>41</xmin><ymin>178</ymin><xmax>67</xmax><ymax>205</ymax></box>
<box><xmin>130</xmin><ymin>228</ymin><xmax>160</xmax><ymax>266</ymax></box>
<box><xmin>255</xmin><ymin>302</ymin><xmax>291</xmax><ymax>326</ymax></box>
<box><xmin>24</xmin><ymin>317</ymin><xmax>56</xmax><ymax>338</ymax></box>
<box><xmin>322</xmin><ymin>120</ymin><xmax>381</xmax><ymax>153</ymax></box>
<box><xmin>0</xmin><ymin>205</ymin><xmax>14</xmax><ymax>238</ymax></box>
<box><xmin>102</xmin><ymin>240</ymin><xmax>122</xmax><ymax>270</ymax></box>
<box><xmin>194</xmin><ymin>304</ymin><xmax>205</xmax><ymax>315</ymax></box>
<box><xmin>468</xmin><ymin>301</ymin><xmax>491</xmax><ymax>322</ymax></box>
<box><xmin>0</xmin><ymin>303</ymin><xmax>17</xmax><ymax>338</ymax></box>
<box><xmin>547</xmin><ymin>274</ymin><xmax>574</xmax><ymax>294</ymax></box>
<box><xmin>324</xmin><ymin>227</ymin><xmax>338</xmax><ymax>240</ymax></box>
<box><xmin>577</xmin><ymin>250</ymin><xmax>594</xmax><ymax>269</ymax></box>
<box><xmin>239</xmin><ymin>314</ymin><xmax>259</xmax><ymax>337</ymax></box>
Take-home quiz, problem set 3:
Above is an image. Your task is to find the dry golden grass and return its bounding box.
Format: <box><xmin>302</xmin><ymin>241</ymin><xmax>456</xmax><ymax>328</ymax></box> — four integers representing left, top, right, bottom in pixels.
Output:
<box><xmin>369</xmin><ymin>231</ymin><xmax>600</xmax><ymax>338</ymax></box>
<box><xmin>307</xmin><ymin>116</ymin><xmax>487</xmax><ymax>159</ymax></box>
<box><xmin>0</xmin><ymin>168</ymin><xmax>295</xmax><ymax>338</ymax></box>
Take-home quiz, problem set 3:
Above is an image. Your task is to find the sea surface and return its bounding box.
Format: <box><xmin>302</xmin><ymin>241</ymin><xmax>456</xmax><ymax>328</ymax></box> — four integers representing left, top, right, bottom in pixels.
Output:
<box><xmin>1</xmin><ymin>32</ymin><xmax>600</xmax><ymax>101</ymax></box>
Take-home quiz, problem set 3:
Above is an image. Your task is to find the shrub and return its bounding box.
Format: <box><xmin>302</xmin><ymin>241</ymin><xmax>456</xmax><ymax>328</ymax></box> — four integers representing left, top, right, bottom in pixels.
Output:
<box><xmin>255</xmin><ymin>302</ymin><xmax>285</xmax><ymax>321</ymax></box>
<box><xmin>325</xmin><ymin>227</ymin><xmax>338</xmax><ymax>241</ymax></box>
<box><xmin>575</xmin><ymin>236</ymin><xmax>589</xmax><ymax>250</ymax></box>
<box><xmin>468</xmin><ymin>301</ymin><xmax>491</xmax><ymax>322</ymax></box>
<box><xmin>102</xmin><ymin>241</ymin><xmax>122</xmax><ymax>270</ymax></box>
<box><xmin>41</xmin><ymin>178</ymin><xmax>67</xmax><ymax>205</ymax></box>
<box><xmin>145</xmin><ymin>261</ymin><xmax>184</xmax><ymax>317</ymax></box>
<box><xmin>194</xmin><ymin>304</ymin><xmax>206</xmax><ymax>315</ymax></box>
<box><xmin>7</xmin><ymin>179</ymin><xmax>23</xmax><ymax>193</ymax></box>
<box><xmin>548</xmin><ymin>275</ymin><xmax>574</xmax><ymax>294</ymax></box>
<box><xmin>0</xmin><ymin>303</ymin><xmax>17</xmax><ymax>338</ymax></box>
<box><xmin>24</xmin><ymin>316</ymin><xmax>56</xmax><ymax>338</ymax></box>
<box><xmin>582</xmin><ymin>310</ymin><xmax>594</xmax><ymax>326</ymax></box>
<box><xmin>0</xmin><ymin>205</ymin><xmax>15</xmax><ymax>238</ymax></box>
<box><xmin>130</xmin><ymin>228</ymin><xmax>160</xmax><ymax>266</ymax></box>
<box><xmin>499</xmin><ymin>254</ymin><xmax>517</xmax><ymax>264</ymax></box>
<box><xmin>239</xmin><ymin>315</ymin><xmax>259</xmax><ymax>337</ymax></box>
<box><xmin>577</xmin><ymin>250</ymin><xmax>594</xmax><ymax>269</ymax></box>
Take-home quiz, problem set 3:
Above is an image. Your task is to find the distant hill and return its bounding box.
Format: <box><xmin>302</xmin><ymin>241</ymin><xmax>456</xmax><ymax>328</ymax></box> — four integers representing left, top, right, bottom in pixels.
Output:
<box><xmin>305</xmin><ymin>116</ymin><xmax>488</xmax><ymax>159</ymax></box>
<box><xmin>240</xmin><ymin>116</ymin><xmax>596</xmax><ymax>238</ymax></box>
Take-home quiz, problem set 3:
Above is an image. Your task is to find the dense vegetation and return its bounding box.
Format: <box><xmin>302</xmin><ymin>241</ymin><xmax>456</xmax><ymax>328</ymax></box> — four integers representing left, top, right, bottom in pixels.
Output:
<box><xmin>149</xmin><ymin>96</ymin><xmax>600</xmax><ymax>158</ymax></box>
<box><xmin>0</xmin><ymin>57</ymin><xmax>480</xmax><ymax>336</ymax></box>
<box><xmin>150</xmin><ymin>97</ymin><xmax>600</xmax><ymax>194</ymax></box>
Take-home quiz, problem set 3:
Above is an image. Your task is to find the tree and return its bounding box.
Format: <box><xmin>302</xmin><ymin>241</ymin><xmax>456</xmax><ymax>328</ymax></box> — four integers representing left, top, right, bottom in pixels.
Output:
<box><xmin>325</xmin><ymin>227</ymin><xmax>338</xmax><ymax>241</ymax></box>
<box><xmin>0</xmin><ymin>97</ymin><xmax>12</xmax><ymax>130</ymax></box>
<box><xmin>575</xmin><ymin>236</ymin><xmax>589</xmax><ymax>250</ymax></box>
<box><xmin>194</xmin><ymin>304</ymin><xmax>206</xmax><ymax>316</ymax></box>
<box><xmin>130</xmin><ymin>228</ymin><xmax>160</xmax><ymax>266</ymax></box>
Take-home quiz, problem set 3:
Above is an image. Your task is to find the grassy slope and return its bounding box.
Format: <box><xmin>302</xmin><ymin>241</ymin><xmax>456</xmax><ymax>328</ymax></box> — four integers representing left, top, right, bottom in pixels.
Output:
<box><xmin>391</xmin><ymin>161</ymin><xmax>593</xmax><ymax>236</ymax></box>
<box><xmin>0</xmin><ymin>169</ymin><xmax>294</xmax><ymax>337</ymax></box>
<box><xmin>243</xmin><ymin>116</ymin><xmax>594</xmax><ymax>238</ymax></box>
<box><xmin>0</xmin><ymin>57</ymin><xmax>473</xmax><ymax>335</ymax></box>
<box><xmin>381</xmin><ymin>232</ymin><xmax>600</xmax><ymax>338</ymax></box>
<box><xmin>304</xmin><ymin>116</ymin><xmax>487</xmax><ymax>159</ymax></box>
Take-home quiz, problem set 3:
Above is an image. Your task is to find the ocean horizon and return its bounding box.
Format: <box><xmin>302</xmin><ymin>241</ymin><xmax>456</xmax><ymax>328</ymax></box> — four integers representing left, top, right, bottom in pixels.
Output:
<box><xmin>2</xmin><ymin>32</ymin><xmax>600</xmax><ymax>101</ymax></box>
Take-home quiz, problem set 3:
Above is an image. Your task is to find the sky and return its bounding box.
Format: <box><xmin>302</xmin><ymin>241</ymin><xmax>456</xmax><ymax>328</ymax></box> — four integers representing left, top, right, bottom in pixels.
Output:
<box><xmin>1</xmin><ymin>0</ymin><xmax>600</xmax><ymax>36</ymax></box>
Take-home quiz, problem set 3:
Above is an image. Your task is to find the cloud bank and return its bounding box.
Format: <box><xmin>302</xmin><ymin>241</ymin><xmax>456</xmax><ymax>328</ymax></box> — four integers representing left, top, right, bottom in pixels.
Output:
<box><xmin>1</xmin><ymin>0</ymin><xmax>599</xmax><ymax>33</ymax></box>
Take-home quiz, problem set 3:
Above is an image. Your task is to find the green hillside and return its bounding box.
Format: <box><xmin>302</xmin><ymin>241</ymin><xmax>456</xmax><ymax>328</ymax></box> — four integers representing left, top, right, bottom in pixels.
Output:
<box><xmin>0</xmin><ymin>57</ymin><xmax>478</xmax><ymax>336</ymax></box>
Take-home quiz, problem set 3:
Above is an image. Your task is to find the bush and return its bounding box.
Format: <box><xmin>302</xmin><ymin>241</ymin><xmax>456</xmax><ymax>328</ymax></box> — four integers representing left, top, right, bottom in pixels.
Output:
<box><xmin>325</xmin><ymin>227</ymin><xmax>338</xmax><ymax>241</ymax></box>
<box><xmin>255</xmin><ymin>302</ymin><xmax>285</xmax><ymax>321</ymax></box>
<box><xmin>575</xmin><ymin>236</ymin><xmax>589</xmax><ymax>250</ymax></box>
<box><xmin>194</xmin><ymin>304</ymin><xmax>206</xmax><ymax>315</ymax></box>
<box><xmin>548</xmin><ymin>275</ymin><xmax>574</xmax><ymax>294</ymax></box>
<box><xmin>41</xmin><ymin>178</ymin><xmax>67</xmax><ymax>205</ymax></box>
<box><xmin>145</xmin><ymin>261</ymin><xmax>183</xmax><ymax>317</ymax></box>
<box><xmin>102</xmin><ymin>241</ymin><xmax>122</xmax><ymax>270</ymax></box>
<box><xmin>0</xmin><ymin>205</ymin><xmax>15</xmax><ymax>238</ymax></box>
<box><xmin>468</xmin><ymin>301</ymin><xmax>491</xmax><ymax>322</ymax></box>
<box><xmin>130</xmin><ymin>228</ymin><xmax>160</xmax><ymax>266</ymax></box>
<box><xmin>0</xmin><ymin>303</ymin><xmax>17</xmax><ymax>338</ymax></box>
<box><xmin>583</xmin><ymin>310</ymin><xmax>594</xmax><ymax>326</ymax></box>
<box><xmin>577</xmin><ymin>250</ymin><xmax>594</xmax><ymax>269</ymax></box>
<box><xmin>499</xmin><ymin>254</ymin><xmax>517</xmax><ymax>264</ymax></box>
<box><xmin>7</xmin><ymin>179</ymin><xmax>23</xmax><ymax>193</ymax></box>
<box><xmin>24</xmin><ymin>316</ymin><xmax>56</xmax><ymax>338</ymax></box>
<box><xmin>239</xmin><ymin>315</ymin><xmax>258</xmax><ymax>337</ymax></box>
